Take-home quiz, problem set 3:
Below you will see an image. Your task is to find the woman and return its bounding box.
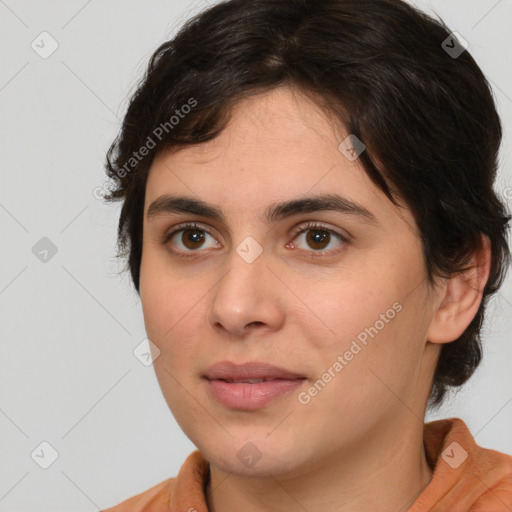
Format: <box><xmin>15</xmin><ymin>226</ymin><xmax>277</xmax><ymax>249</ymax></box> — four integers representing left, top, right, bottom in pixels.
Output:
<box><xmin>101</xmin><ymin>0</ymin><xmax>512</xmax><ymax>510</ymax></box>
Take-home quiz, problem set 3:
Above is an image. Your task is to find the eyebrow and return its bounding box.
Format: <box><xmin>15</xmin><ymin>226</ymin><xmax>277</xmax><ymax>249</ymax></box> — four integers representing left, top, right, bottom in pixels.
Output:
<box><xmin>147</xmin><ymin>194</ymin><xmax>378</xmax><ymax>226</ymax></box>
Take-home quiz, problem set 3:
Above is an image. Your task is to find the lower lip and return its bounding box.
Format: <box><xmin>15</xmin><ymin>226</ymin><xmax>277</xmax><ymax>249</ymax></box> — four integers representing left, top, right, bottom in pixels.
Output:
<box><xmin>205</xmin><ymin>378</ymin><xmax>306</xmax><ymax>410</ymax></box>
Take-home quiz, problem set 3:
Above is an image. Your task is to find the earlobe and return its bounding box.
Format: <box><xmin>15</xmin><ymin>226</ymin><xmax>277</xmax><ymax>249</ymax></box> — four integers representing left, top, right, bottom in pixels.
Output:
<box><xmin>427</xmin><ymin>234</ymin><xmax>491</xmax><ymax>344</ymax></box>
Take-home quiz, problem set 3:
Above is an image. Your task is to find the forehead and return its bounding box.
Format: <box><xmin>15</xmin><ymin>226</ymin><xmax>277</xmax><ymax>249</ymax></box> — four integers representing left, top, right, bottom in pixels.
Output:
<box><xmin>143</xmin><ymin>87</ymin><xmax>417</xmax><ymax>235</ymax></box>
<box><xmin>153</xmin><ymin>87</ymin><xmax>343</xmax><ymax>166</ymax></box>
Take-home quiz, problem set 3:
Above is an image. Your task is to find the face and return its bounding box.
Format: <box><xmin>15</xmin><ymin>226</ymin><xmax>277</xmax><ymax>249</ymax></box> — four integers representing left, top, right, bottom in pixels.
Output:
<box><xmin>139</xmin><ymin>86</ymin><xmax>442</xmax><ymax>477</ymax></box>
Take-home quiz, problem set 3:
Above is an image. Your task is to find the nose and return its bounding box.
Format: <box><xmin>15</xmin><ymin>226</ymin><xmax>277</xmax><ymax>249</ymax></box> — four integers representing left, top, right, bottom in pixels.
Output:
<box><xmin>206</xmin><ymin>246</ymin><xmax>286</xmax><ymax>339</ymax></box>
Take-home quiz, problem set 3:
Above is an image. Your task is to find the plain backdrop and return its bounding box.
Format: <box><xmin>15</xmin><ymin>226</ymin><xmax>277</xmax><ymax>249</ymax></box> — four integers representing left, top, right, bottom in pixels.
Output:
<box><xmin>0</xmin><ymin>0</ymin><xmax>511</xmax><ymax>510</ymax></box>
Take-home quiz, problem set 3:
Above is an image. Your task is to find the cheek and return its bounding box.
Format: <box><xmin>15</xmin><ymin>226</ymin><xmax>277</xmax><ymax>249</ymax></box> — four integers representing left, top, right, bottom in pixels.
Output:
<box><xmin>140</xmin><ymin>249</ymin><xmax>193</xmax><ymax>340</ymax></box>
<box><xmin>300</xmin><ymin>261</ymin><xmax>424</xmax><ymax>379</ymax></box>
<box><xmin>139</xmin><ymin>264</ymin><xmax>203</xmax><ymax>414</ymax></box>
<box><xmin>139</xmin><ymin>274</ymin><xmax>168</xmax><ymax>342</ymax></box>
<box><xmin>301</xmin><ymin>269</ymin><xmax>398</xmax><ymax>345</ymax></box>
<box><xmin>139</xmin><ymin>255</ymin><xmax>211</xmax><ymax>380</ymax></box>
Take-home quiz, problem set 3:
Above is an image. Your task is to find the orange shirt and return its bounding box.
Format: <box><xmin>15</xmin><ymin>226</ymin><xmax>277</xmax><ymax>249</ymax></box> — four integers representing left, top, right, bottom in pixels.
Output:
<box><xmin>101</xmin><ymin>417</ymin><xmax>512</xmax><ymax>511</ymax></box>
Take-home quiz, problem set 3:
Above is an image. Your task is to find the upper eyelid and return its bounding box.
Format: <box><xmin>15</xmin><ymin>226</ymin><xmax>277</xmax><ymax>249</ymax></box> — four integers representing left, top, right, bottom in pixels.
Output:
<box><xmin>290</xmin><ymin>221</ymin><xmax>349</xmax><ymax>240</ymax></box>
<box><xmin>165</xmin><ymin>220</ymin><xmax>348</xmax><ymax>244</ymax></box>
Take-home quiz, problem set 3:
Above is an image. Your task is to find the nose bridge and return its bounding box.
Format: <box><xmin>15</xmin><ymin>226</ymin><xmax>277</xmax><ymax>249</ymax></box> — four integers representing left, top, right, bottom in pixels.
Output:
<box><xmin>207</xmin><ymin>238</ymin><xmax>284</xmax><ymax>336</ymax></box>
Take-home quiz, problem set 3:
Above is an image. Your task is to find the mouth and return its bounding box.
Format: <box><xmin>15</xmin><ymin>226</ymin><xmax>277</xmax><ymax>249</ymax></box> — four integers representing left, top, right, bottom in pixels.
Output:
<box><xmin>214</xmin><ymin>377</ymin><xmax>299</xmax><ymax>383</ymax></box>
<box><xmin>203</xmin><ymin>361</ymin><xmax>307</xmax><ymax>410</ymax></box>
<box><xmin>203</xmin><ymin>360</ymin><xmax>307</xmax><ymax>381</ymax></box>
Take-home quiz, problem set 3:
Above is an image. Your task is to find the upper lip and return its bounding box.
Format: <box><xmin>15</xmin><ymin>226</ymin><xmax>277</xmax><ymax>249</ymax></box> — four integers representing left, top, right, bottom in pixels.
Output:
<box><xmin>203</xmin><ymin>361</ymin><xmax>306</xmax><ymax>381</ymax></box>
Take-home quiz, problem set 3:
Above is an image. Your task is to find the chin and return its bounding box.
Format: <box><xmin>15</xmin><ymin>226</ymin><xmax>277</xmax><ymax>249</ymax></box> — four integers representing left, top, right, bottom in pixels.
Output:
<box><xmin>195</xmin><ymin>432</ymin><xmax>307</xmax><ymax>477</ymax></box>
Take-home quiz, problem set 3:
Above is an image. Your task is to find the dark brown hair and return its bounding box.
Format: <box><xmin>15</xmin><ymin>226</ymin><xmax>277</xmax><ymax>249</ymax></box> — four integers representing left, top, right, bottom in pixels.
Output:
<box><xmin>103</xmin><ymin>0</ymin><xmax>511</xmax><ymax>409</ymax></box>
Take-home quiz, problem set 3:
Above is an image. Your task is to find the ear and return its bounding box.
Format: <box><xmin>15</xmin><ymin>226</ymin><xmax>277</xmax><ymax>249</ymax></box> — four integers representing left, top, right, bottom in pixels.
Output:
<box><xmin>427</xmin><ymin>234</ymin><xmax>492</xmax><ymax>344</ymax></box>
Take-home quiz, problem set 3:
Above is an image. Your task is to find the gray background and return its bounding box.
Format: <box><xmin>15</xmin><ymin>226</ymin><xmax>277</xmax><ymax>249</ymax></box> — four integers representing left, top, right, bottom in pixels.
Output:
<box><xmin>0</xmin><ymin>1</ymin><xmax>511</xmax><ymax>510</ymax></box>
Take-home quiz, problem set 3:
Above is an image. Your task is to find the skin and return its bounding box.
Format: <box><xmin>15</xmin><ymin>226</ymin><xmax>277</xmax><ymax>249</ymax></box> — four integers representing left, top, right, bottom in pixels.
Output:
<box><xmin>139</xmin><ymin>86</ymin><xmax>491</xmax><ymax>512</ymax></box>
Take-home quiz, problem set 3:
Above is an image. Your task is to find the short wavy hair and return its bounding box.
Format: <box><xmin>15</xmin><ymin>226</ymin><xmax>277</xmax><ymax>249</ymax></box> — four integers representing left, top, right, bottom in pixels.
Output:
<box><xmin>103</xmin><ymin>0</ymin><xmax>511</xmax><ymax>409</ymax></box>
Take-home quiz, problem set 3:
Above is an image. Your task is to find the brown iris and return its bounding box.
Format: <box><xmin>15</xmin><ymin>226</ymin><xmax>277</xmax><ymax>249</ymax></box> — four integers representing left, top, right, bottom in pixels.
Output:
<box><xmin>178</xmin><ymin>226</ymin><xmax>332</xmax><ymax>252</ymax></box>
<box><xmin>305</xmin><ymin>229</ymin><xmax>330</xmax><ymax>251</ymax></box>
<box><xmin>181</xmin><ymin>229</ymin><xmax>206</xmax><ymax>250</ymax></box>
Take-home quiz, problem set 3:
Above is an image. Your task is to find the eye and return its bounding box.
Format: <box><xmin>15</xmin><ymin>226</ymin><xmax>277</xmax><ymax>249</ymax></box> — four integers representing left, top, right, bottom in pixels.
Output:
<box><xmin>162</xmin><ymin>221</ymin><xmax>349</xmax><ymax>258</ymax></box>
<box><xmin>288</xmin><ymin>222</ymin><xmax>348</xmax><ymax>256</ymax></box>
<box><xmin>163</xmin><ymin>222</ymin><xmax>220</xmax><ymax>255</ymax></box>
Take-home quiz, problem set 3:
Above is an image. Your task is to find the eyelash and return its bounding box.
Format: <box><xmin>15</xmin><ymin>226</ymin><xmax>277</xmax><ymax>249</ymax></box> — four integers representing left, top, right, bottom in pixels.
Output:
<box><xmin>161</xmin><ymin>221</ymin><xmax>349</xmax><ymax>259</ymax></box>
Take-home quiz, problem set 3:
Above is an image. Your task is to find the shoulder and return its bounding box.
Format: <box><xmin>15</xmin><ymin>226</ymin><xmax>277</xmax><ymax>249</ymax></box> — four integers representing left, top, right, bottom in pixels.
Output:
<box><xmin>100</xmin><ymin>477</ymin><xmax>176</xmax><ymax>512</ymax></box>
<box><xmin>470</xmin><ymin>441</ymin><xmax>512</xmax><ymax>508</ymax></box>
<box><xmin>421</xmin><ymin>417</ymin><xmax>512</xmax><ymax>510</ymax></box>
<box><xmin>100</xmin><ymin>450</ymin><xmax>209</xmax><ymax>512</ymax></box>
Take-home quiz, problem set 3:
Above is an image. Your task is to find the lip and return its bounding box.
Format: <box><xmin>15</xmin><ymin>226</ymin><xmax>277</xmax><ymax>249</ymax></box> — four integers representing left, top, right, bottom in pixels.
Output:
<box><xmin>203</xmin><ymin>360</ymin><xmax>306</xmax><ymax>380</ymax></box>
<box><xmin>203</xmin><ymin>361</ymin><xmax>307</xmax><ymax>410</ymax></box>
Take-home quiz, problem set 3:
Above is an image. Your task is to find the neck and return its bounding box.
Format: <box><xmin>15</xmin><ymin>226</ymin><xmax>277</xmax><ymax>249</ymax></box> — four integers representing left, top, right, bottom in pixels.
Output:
<box><xmin>205</xmin><ymin>416</ymin><xmax>433</xmax><ymax>512</ymax></box>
